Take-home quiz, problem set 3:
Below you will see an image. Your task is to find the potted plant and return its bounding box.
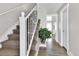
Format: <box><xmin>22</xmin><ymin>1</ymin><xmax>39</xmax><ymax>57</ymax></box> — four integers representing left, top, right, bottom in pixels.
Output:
<box><xmin>38</xmin><ymin>28</ymin><xmax>52</xmax><ymax>47</ymax></box>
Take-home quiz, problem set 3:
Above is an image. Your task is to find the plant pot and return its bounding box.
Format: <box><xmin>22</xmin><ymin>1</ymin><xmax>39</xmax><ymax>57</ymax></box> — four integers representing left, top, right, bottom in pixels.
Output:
<box><xmin>39</xmin><ymin>40</ymin><xmax>47</xmax><ymax>47</ymax></box>
<box><xmin>41</xmin><ymin>40</ymin><xmax>46</xmax><ymax>44</ymax></box>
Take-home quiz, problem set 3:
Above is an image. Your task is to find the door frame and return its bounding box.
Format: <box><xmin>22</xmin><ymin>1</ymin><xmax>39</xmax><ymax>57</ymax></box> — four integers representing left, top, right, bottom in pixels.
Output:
<box><xmin>60</xmin><ymin>4</ymin><xmax>69</xmax><ymax>52</ymax></box>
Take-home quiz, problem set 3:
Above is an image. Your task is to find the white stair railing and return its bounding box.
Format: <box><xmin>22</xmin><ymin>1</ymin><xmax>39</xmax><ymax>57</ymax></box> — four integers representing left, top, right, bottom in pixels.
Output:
<box><xmin>19</xmin><ymin>6</ymin><xmax>38</xmax><ymax>56</ymax></box>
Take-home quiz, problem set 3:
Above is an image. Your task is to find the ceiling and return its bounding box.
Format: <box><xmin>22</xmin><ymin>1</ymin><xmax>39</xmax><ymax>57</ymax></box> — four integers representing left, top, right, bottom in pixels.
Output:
<box><xmin>38</xmin><ymin>3</ymin><xmax>64</xmax><ymax>14</ymax></box>
<box><xmin>0</xmin><ymin>3</ymin><xmax>63</xmax><ymax>15</ymax></box>
<box><xmin>0</xmin><ymin>3</ymin><xmax>23</xmax><ymax>14</ymax></box>
<box><xmin>0</xmin><ymin>3</ymin><xmax>35</xmax><ymax>14</ymax></box>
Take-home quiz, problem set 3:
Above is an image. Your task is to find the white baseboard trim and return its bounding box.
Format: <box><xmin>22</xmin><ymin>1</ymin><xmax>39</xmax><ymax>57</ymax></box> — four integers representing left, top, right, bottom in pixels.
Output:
<box><xmin>57</xmin><ymin>40</ymin><xmax>74</xmax><ymax>56</ymax></box>
<box><xmin>55</xmin><ymin>38</ymin><xmax>64</xmax><ymax>47</ymax></box>
<box><xmin>55</xmin><ymin>39</ymin><xmax>62</xmax><ymax>46</ymax></box>
<box><xmin>67</xmin><ymin>50</ymin><xmax>74</xmax><ymax>56</ymax></box>
<box><xmin>55</xmin><ymin>38</ymin><xmax>59</xmax><ymax>43</ymax></box>
<box><xmin>0</xmin><ymin>21</ymin><xmax>19</xmax><ymax>44</ymax></box>
<box><xmin>59</xmin><ymin>42</ymin><xmax>63</xmax><ymax>47</ymax></box>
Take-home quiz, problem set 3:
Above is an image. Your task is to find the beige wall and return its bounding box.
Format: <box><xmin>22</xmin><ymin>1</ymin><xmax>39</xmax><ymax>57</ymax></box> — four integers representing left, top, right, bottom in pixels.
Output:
<box><xmin>69</xmin><ymin>3</ymin><xmax>79</xmax><ymax>55</ymax></box>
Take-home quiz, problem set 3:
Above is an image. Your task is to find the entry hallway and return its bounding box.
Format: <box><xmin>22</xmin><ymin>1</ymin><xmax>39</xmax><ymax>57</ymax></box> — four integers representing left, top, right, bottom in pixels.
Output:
<box><xmin>38</xmin><ymin>37</ymin><xmax>68</xmax><ymax>56</ymax></box>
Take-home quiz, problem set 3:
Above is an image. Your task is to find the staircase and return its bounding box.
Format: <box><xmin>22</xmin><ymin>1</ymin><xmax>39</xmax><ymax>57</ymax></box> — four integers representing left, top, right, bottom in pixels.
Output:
<box><xmin>0</xmin><ymin>5</ymin><xmax>39</xmax><ymax>56</ymax></box>
<box><xmin>18</xmin><ymin>5</ymin><xmax>39</xmax><ymax>56</ymax></box>
<box><xmin>29</xmin><ymin>20</ymin><xmax>40</xmax><ymax>56</ymax></box>
<box><xmin>29</xmin><ymin>39</ymin><xmax>37</xmax><ymax>56</ymax></box>
<box><xmin>0</xmin><ymin>25</ymin><xmax>20</xmax><ymax>56</ymax></box>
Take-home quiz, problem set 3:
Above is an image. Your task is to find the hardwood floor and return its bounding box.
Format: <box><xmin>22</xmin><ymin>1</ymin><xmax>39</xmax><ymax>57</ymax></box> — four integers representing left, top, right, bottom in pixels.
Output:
<box><xmin>38</xmin><ymin>38</ymin><xmax>68</xmax><ymax>56</ymax></box>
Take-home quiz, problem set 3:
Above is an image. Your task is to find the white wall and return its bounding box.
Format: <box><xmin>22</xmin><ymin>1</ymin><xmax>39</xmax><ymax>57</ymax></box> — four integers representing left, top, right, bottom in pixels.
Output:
<box><xmin>58</xmin><ymin>3</ymin><xmax>79</xmax><ymax>56</ymax></box>
<box><xmin>57</xmin><ymin>4</ymin><xmax>68</xmax><ymax>47</ymax></box>
<box><xmin>37</xmin><ymin>4</ymin><xmax>46</xmax><ymax>28</ymax></box>
<box><xmin>0</xmin><ymin>3</ymin><xmax>35</xmax><ymax>42</ymax></box>
<box><xmin>57</xmin><ymin>12</ymin><xmax>61</xmax><ymax>44</ymax></box>
<box><xmin>69</xmin><ymin>3</ymin><xmax>79</xmax><ymax>55</ymax></box>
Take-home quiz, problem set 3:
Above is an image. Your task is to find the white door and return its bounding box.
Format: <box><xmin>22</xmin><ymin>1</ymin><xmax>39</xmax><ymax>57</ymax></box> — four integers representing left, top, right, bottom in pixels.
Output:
<box><xmin>62</xmin><ymin>7</ymin><xmax>68</xmax><ymax>49</ymax></box>
<box><xmin>60</xmin><ymin>4</ymin><xmax>69</xmax><ymax>51</ymax></box>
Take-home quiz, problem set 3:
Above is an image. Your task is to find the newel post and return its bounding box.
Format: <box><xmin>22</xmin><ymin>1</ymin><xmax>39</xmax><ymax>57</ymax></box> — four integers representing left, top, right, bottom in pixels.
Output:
<box><xmin>19</xmin><ymin>12</ymin><xmax>27</xmax><ymax>56</ymax></box>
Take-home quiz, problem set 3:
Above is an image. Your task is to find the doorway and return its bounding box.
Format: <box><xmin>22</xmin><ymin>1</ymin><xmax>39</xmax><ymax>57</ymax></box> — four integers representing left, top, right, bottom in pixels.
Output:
<box><xmin>62</xmin><ymin>7</ymin><xmax>67</xmax><ymax>49</ymax></box>
<box><xmin>61</xmin><ymin>4</ymin><xmax>69</xmax><ymax>51</ymax></box>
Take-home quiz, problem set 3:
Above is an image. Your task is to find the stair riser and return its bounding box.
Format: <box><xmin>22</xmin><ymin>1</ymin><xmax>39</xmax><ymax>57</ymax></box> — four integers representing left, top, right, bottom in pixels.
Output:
<box><xmin>16</xmin><ymin>25</ymin><xmax>20</xmax><ymax>30</ymax></box>
<box><xmin>13</xmin><ymin>30</ymin><xmax>19</xmax><ymax>34</ymax></box>
<box><xmin>8</xmin><ymin>34</ymin><xmax>19</xmax><ymax>40</ymax></box>
<box><xmin>9</xmin><ymin>37</ymin><xmax>19</xmax><ymax>40</ymax></box>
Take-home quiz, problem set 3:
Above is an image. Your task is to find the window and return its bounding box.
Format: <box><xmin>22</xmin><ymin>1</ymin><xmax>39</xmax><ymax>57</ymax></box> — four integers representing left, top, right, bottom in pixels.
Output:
<box><xmin>46</xmin><ymin>16</ymin><xmax>52</xmax><ymax>21</ymax></box>
<box><xmin>46</xmin><ymin>16</ymin><xmax>52</xmax><ymax>31</ymax></box>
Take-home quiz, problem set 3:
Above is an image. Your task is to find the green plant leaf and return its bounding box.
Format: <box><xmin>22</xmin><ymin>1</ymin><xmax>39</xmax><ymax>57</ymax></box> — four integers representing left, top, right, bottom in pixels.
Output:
<box><xmin>38</xmin><ymin>28</ymin><xmax>52</xmax><ymax>41</ymax></box>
